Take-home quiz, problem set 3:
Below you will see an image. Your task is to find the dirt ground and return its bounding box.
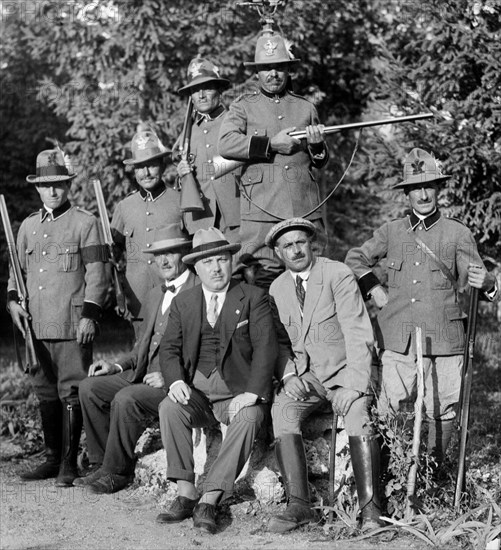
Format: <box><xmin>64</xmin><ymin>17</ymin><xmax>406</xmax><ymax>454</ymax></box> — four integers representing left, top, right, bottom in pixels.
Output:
<box><xmin>0</xmin><ymin>452</ymin><xmax>464</xmax><ymax>550</ymax></box>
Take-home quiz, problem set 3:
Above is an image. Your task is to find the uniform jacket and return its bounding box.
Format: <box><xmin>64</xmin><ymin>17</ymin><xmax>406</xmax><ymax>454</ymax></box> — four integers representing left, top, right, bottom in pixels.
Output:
<box><xmin>345</xmin><ymin>210</ymin><xmax>487</xmax><ymax>355</ymax></box>
<box><xmin>111</xmin><ymin>186</ymin><xmax>182</xmax><ymax>317</ymax></box>
<box><xmin>175</xmin><ymin>105</ymin><xmax>240</xmax><ymax>234</ymax></box>
<box><xmin>9</xmin><ymin>203</ymin><xmax>108</xmax><ymax>340</ymax></box>
<box><xmin>159</xmin><ymin>280</ymin><xmax>278</xmax><ymax>401</ymax></box>
<box><xmin>269</xmin><ymin>257</ymin><xmax>373</xmax><ymax>394</ymax></box>
<box><xmin>218</xmin><ymin>89</ymin><xmax>329</xmax><ymax>222</ymax></box>
<box><xmin>115</xmin><ymin>271</ymin><xmax>198</xmax><ymax>383</ymax></box>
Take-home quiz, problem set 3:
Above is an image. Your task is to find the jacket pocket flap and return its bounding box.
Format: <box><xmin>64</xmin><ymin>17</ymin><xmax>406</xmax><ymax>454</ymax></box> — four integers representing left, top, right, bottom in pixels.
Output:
<box><xmin>124</xmin><ymin>225</ymin><xmax>135</xmax><ymax>237</ymax></box>
<box><xmin>59</xmin><ymin>244</ymin><xmax>79</xmax><ymax>254</ymax></box>
<box><xmin>241</xmin><ymin>165</ymin><xmax>263</xmax><ymax>185</ymax></box>
<box><xmin>387</xmin><ymin>258</ymin><xmax>403</xmax><ymax>270</ymax></box>
<box><xmin>251</xmin><ymin>128</ymin><xmax>267</xmax><ymax>137</ymax></box>
<box><xmin>445</xmin><ymin>306</ymin><xmax>467</xmax><ymax>321</ymax></box>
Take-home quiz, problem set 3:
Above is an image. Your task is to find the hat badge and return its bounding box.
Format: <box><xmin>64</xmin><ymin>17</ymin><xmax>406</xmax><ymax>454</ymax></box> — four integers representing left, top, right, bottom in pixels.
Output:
<box><xmin>47</xmin><ymin>152</ymin><xmax>59</xmax><ymax>166</ymax></box>
<box><xmin>136</xmin><ymin>134</ymin><xmax>149</xmax><ymax>150</ymax></box>
<box><xmin>264</xmin><ymin>39</ymin><xmax>278</xmax><ymax>56</ymax></box>
<box><xmin>189</xmin><ymin>61</ymin><xmax>204</xmax><ymax>78</ymax></box>
<box><xmin>411</xmin><ymin>159</ymin><xmax>424</xmax><ymax>175</ymax></box>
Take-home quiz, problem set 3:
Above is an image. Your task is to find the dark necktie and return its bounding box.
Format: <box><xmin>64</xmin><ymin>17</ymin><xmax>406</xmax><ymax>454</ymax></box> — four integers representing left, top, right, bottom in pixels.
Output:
<box><xmin>295</xmin><ymin>276</ymin><xmax>305</xmax><ymax>311</ymax></box>
<box><xmin>161</xmin><ymin>284</ymin><xmax>176</xmax><ymax>294</ymax></box>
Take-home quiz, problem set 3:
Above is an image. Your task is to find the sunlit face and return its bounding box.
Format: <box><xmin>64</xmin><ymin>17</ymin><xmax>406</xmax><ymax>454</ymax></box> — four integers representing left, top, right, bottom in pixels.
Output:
<box><xmin>257</xmin><ymin>64</ymin><xmax>289</xmax><ymax>95</ymax></box>
<box><xmin>190</xmin><ymin>84</ymin><xmax>221</xmax><ymax>114</ymax></box>
<box><xmin>274</xmin><ymin>230</ymin><xmax>314</xmax><ymax>273</ymax></box>
<box><xmin>36</xmin><ymin>181</ymin><xmax>71</xmax><ymax>210</ymax></box>
<box><xmin>133</xmin><ymin>159</ymin><xmax>165</xmax><ymax>190</ymax></box>
<box><xmin>195</xmin><ymin>252</ymin><xmax>232</xmax><ymax>292</ymax></box>
<box><xmin>154</xmin><ymin>251</ymin><xmax>186</xmax><ymax>282</ymax></box>
<box><xmin>406</xmin><ymin>183</ymin><xmax>438</xmax><ymax>216</ymax></box>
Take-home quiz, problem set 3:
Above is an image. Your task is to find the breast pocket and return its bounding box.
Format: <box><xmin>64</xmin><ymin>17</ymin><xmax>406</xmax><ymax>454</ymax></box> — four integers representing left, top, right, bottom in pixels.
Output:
<box><xmin>58</xmin><ymin>245</ymin><xmax>80</xmax><ymax>272</ymax></box>
<box><xmin>430</xmin><ymin>261</ymin><xmax>454</xmax><ymax>290</ymax></box>
<box><xmin>386</xmin><ymin>258</ymin><xmax>403</xmax><ymax>288</ymax></box>
<box><xmin>25</xmin><ymin>247</ymin><xmax>36</xmax><ymax>273</ymax></box>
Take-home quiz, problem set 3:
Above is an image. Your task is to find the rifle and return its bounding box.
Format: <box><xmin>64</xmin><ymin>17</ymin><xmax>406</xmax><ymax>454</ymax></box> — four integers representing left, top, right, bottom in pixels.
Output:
<box><xmin>178</xmin><ymin>98</ymin><xmax>204</xmax><ymax>212</ymax></box>
<box><xmin>210</xmin><ymin>112</ymin><xmax>434</xmax><ymax>180</ymax></box>
<box><xmin>0</xmin><ymin>194</ymin><xmax>39</xmax><ymax>374</ymax></box>
<box><xmin>454</xmin><ymin>287</ymin><xmax>479</xmax><ymax>509</ymax></box>
<box><xmin>91</xmin><ymin>179</ymin><xmax>127</xmax><ymax>317</ymax></box>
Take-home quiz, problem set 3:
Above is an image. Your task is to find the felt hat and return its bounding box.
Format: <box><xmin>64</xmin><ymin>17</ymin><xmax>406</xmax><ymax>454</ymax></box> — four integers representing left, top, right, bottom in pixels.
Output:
<box><xmin>177</xmin><ymin>57</ymin><xmax>230</xmax><ymax>95</ymax></box>
<box><xmin>244</xmin><ymin>31</ymin><xmax>300</xmax><ymax>67</ymax></box>
<box><xmin>392</xmin><ymin>148</ymin><xmax>451</xmax><ymax>189</ymax></box>
<box><xmin>26</xmin><ymin>149</ymin><xmax>77</xmax><ymax>184</ymax></box>
<box><xmin>123</xmin><ymin>131</ymin><xmax>171</xmax><ymax>166</ymax></box>
<box><xmin>143</xmin><ymin>224</ymin><xmax>191</xmax><ymax>254</ymax></box>
<box><xmin>265</xmin><ymin>217</ymin><xmax>317</xmax><ymax>248</ymax></box>
<box><xmin>182</xmin><ymin>227</ymin><xmax>241</xmax><ymax>265</ymax></box>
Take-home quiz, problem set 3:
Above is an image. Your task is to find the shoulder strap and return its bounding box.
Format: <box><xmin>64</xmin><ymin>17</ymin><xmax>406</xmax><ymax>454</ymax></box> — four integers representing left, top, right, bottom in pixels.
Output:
<box><xmin>413</xmin><ymin>235</ymin><xmax>458</xmax><ymax>290</ymax></box>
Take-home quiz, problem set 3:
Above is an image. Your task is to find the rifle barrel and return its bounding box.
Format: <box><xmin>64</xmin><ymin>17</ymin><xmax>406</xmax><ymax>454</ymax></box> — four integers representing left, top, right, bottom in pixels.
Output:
<box><xmin>92</xmin><ymin>179</ymin><xmax>114</xmax><ymax>246</ymax></box>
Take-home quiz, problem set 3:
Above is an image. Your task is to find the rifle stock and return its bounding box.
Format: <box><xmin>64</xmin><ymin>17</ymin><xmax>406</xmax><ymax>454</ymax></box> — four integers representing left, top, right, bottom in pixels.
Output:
<box><xmin>0</xmin><ymin>194</ymin><xmax>39</xmax><ymax>374</ymax></box>
<box><xmin>91</xmin><ymin>179</ymin><xmax>127</xmax><ymax>317</ymax></box>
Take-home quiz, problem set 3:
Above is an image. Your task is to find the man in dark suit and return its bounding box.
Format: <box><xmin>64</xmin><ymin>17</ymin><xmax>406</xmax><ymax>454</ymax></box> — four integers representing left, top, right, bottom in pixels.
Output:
<box><xmin>76</xmin><ymin>224</ymin><xmax>197</xmax><ymax>493</ymax></box>
<box><xmin>155</xmin><ymin>228</ymin><xmax>278</xmax><ymax>534</ymax></box>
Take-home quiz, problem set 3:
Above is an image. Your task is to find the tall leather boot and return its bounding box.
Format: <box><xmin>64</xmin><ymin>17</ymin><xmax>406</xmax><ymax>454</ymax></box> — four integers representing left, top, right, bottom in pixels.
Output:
<box><xmin>55</xmin><ymin>402</ymin><xmax>83</xmax><ymax>487</ymax></box>
<box><xmin>20</xmin><ymin>400</ymin><xmax>62</xmax><ymax>480</ymax></box>
<box><xmin>349</xmin><ymin>435</ymin><xmax>385</xmax><ymax>530</ymax></box>
<box><xmin>268</xmin><ymin>434</ymin><xmax>316</xmax><ymax>533</ymax></box>
<box><xmin>427</xmin><ymin>419</ymin><xmax>455</xmax><ymax>471</ymax></box>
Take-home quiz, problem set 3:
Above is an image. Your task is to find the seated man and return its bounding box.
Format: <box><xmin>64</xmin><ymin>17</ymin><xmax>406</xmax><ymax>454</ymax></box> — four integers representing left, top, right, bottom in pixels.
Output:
<box><xmin>155</xmin><ymin>228</ymin><xmax>278</xmax><ymax>534</ymax></box>
<box><xmin>77</xmin><ymin>224</ymin><xmax>197</xmax><ymax>493</ymax></box>
<box><xmin>266</xmin><ymin>218</ymin><xmax>383</xmax><ymax>532</ymax></box>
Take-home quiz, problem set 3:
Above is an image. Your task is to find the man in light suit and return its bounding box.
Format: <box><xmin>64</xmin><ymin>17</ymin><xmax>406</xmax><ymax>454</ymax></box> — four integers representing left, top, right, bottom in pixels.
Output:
<box><xmin>77</xmin><ymin>224</ymin><xmax>197</xmax><ymax>493</ymax></box>
<box><xmin>155</xmin><ymin>228</ymin><xmax>278</xmax><ymax>534</ymax></box>
<box><xmin>266</xmin><ymin>218</ymin><xmax>383</xmax><ymax>532</ymax></box>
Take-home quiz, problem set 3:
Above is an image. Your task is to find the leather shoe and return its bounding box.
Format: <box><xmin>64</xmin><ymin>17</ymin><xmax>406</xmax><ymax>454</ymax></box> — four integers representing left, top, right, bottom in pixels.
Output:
<box><xmin>156</xmin><ymin>496</ymin><xmax>198</xmax><ymax>523</ymax></box>
<box><xmin>193</xmin><ymin>503</ymin><xmax>217</xmax><ymax>534</ymax></box>
<box><xmin>267</xmin><ymin>502</ymin><xmax>316</xmax><ymax>533</ymax></box>
<box><xmin>73</xmin><ymin>465</ymin><xmax>103</xmax><ymax>487</ymax></box>
<box><xmin>86</xmin><ymin>473</ymin><xmax>133</xmax><ymax>494</ymax></box>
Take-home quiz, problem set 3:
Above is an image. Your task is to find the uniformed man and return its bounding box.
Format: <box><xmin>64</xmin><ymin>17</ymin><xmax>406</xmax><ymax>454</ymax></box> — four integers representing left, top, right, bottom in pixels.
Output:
<box><xmin>175</xmin><ymin>57</ymin><xmax>240</xmax><ymax>242</ymax></box>
<box><xmin>7</xmin><ymin>149</ymin><xmax>108</xmax><ymax>486</ymax></box>
<box><xmin>218</xmin><ymin>29</ymin><xmax>329</xmax><ymax>288</ymax></box>
<box><xmin>345</xmin><ymin>148</ymin><xmax>498</xmax><ymax>470</ymax></box>
<box><xmin>111</xmin><ymin>129</ymin><xmax>183</xmax><ymax>334</ymax></box>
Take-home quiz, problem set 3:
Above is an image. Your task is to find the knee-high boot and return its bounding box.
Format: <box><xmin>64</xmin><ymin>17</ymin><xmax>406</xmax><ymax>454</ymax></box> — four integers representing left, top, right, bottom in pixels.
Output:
<box><xmin>20</xmin><ymin>400</ymin><xmax>62</xmax><ymax>480</ymax></box>
<box><xmin>268</xmin><ymin>434</ymin><xmax>316</xmax><ymax>533</ymax></box>
<box><xmin>55</xmin><ymin>402</ymin><xmax>83</xmax><ymax>487</ymax></box>
<box><xmin>349</xmin><ymin>435</ymin><xmax>384</xmax><ymax>529</ymax></box>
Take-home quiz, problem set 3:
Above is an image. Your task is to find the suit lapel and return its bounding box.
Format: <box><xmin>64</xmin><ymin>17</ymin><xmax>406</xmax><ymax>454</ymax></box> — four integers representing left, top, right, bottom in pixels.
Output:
<box><xmin>302</xmin><ymin>260</ymin><xmax>323</xmax><ymax>337</ymax></box>
<box><xmin>185</xmin><ymin>285</ymin><xmax>203</xmax><ymax>368</ymax></box>
<box><xmin>219</xmin><ymin>281</ymin><xmax>244</xmax><ymax>354</ymax></box>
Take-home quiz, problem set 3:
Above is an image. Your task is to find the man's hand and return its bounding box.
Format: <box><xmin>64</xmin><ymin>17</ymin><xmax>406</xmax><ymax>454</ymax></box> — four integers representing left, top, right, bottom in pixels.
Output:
<box><xmin>329</xmin><ymin>387</ymin><xmax>361</xmax><ymax>416</ymax></box>
<box><xmin>168</xmin><ymin>381</ymin><xmax>192</xmax><ymax>405</ymax></box>
<box><xmin>177</xmin><ymin>159</ymin><xmax>193</xmax><ymax>178</ymax></box>
<box><xmin>270</xmin><ymin>127</ymin><xmax>302</xmax><ymax>155</ymax></box>
<box><xmin>8</xmin><ymin>301</ymin><xmax>30</xmax><ymax>337</ymax></box>
<box><xmin>77</xmin><ymin>318</ymin><xmax>96</xmax><ymax>345</ymax></box>
<box><xmin>88</xmin><ymin>360</ymin><xmax>120</xmax><ymax>377</ymax></box>
<box><xmin>370</xmin><ymin>285</ymin><xmax>388</xmax><ymax>308</ymax></box>
<box><xmin>468</xmin><ymin>263</ymin><xmax>496</xmax><ymax>292</ymax></box>
<box><xmin>283</xmin><ymin>375</ymin><xmax>310</xmax><ymax>401</ymax></box>
<box><xmin>305</xmin><ymin>124</ymin><xmax>325</xmax><ymax>145</ymax></box>
<box><xmin>143</xmin><ymin>372</ymin><xmax>165</xmax><ymax>389</ymax></box>
<box><xmin>228</xmin><ymin>392</ymin><xmax>258</xmax><ymax>423</ymax></box>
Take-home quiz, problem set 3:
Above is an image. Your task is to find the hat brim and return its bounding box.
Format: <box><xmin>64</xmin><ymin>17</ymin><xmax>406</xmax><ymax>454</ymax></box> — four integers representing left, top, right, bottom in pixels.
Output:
<box><xmin>392</xmin><ymin>174</ymin><xmax>451</xmax><ymax>189</ymax></box>
<box><xmin>265</xmin><ymin>221</ymin><xmax>316</xmax><ymax>248</ymax></box>
<box><xmin>182</xmin><ymin>242</ymin><xmax>241</xmax><ymax>265</ymax></box>
<box><xmin>142</xmin><ymin>237</ymin><xmax>192</xmax><ymax>254</ymax></box>
<box><xmin>178</xmin><ymin>77</ymin><xmax>231</xmax><ymax>95</ymax></box>
<box><xmin>123</xmin><ymin>150</ymin><xmax>171</xmax><ymax>166</ymax></box>
<box><xmin>26</xmin><ymin>173</ymin><xmax>77</xmax><ymax>184</ymax></box>
<box><xmin>244</xmin><ymin>59</ymin><xmax>300</xmax><ymax>67</ymax></box>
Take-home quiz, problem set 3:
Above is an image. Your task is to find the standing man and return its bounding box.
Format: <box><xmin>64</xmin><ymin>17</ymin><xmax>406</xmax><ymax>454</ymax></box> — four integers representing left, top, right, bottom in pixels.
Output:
<box><xmin>176</xmin><ymin>57</ymin><xmax>240</xmax><ymax>242</ymax></box>
<box><xmin>7</xmin><ymin>149</ymin><xmax>108</xmax><ymax>487</ymax></box>
<box><xmin>345</xmin><ymin>148</ymin><xmax>498</xmax><ymax>470</ymax></box>
<box><xmin>219</xmin><ymin>30</ymin><xmax>329</xmax><ymax>288</ymax></box>
<box><xmin>266</xmin><ymin>218</ymin><xmax>382</xmax><ymax>532</ymax></box>
<box><xmin>76</xmin><ymin>225</ymin><xmax>197</xmax><ymax>494</ymax></box>
<box><xmin>155</xmin><ymin>228</ymin><xmax>278</xmax><ymax>534</ymax></box>
<box><xmin>111</xmin><ymin>129</ymin><xmax>183</xmax><ymax>333</ymax></box>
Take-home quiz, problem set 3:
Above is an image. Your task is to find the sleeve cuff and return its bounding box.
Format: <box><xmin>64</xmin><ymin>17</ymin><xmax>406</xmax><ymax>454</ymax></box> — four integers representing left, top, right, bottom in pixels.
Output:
<box><xmin>358</xmin><ymin>272</ymin><xmax>382</xmax><ymax>301</ymax></box>
<box><xmin>169</xmin><ymin>380</ymin><xmax>185</xmax><ymax>391</ymax></box>
<box><xmin>249</xmin><ymin>136</ymin><xmax>270</xmax><ymax>159</ymax></box>
<box><xmin>114</xmin><ymin>363</ymin><xmax>123</xmax><ymax>373</ymax></box>
<box><xmin>308</xmin><ymin>142</ymin><xmax>326</xmax><ymax>158</ymax></box>
<box><xmin>7</xmin><ymin>290</ymin><xmax>19</xmax><ymax>303</ymax></box>
<box><xmin>484</xmin><ymin>280</ymin><xmax>498</xmax><ymax>301</ymax></box>
<box><xmin>82</xmin><ymin>301</ymin><xmax>102</xmax><ymax>321</ymax></box>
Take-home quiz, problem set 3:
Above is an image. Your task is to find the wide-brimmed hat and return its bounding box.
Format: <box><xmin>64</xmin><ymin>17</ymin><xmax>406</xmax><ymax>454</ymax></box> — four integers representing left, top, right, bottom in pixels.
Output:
<box><xmin>123</xmin><ymin>131</ymin><xmax>171</xmax><ymax>166</ymax></box>
<box><xmin>26</xmin><ymin>149</ymin><xmax>77</xmax><ymax>184</ymax></box>
<box><xmin>392</xmin><ymin>148</ymin><xmax>451</xmax><ymax>189</ymax></box>
<box><xmin>265</xmin><ymin>217</ymin><xmax>317</xmax><ymax>248</ymax></box>
<box><xmin>143</xmin><ymin>224</ymin><xmax>191</xmax><ymax>254</ymax></box>
<box><xmin>182</xmin><ymin>227</ymin><xmax>241</xmax><ymax>265</ymax></box>
<box><xmin>244</xmin><ymin>31</ymin><xmax>300</xmax><ymax>67</ymax></box>
<box><xmin>178</xmin><ymin>57</ymin><xmax>230</xmax><ymax>95</ymax></box>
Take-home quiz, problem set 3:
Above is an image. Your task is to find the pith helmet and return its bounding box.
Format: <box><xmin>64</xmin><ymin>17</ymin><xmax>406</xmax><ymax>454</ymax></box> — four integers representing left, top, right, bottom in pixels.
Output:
<box><xmin>392</xmin><ymin>148</ymin><xmax>451</xmax><ymax>189</ymax></box>
<box><xmin>177</xmin><ymin>57</ymin><xmax>230</xmax><ymax>95</ymax></box>
<box><xmin>244</xmin><ymin>31</ymin><xmax>300</xmax><ymax>67</ymax></box>
<box><xmin>123</xmin><ymin>131</ymin><xmax>171</xmax><ymax>166</ymax></box>
<box><xmin>26</xmin><ymin>149</ymin><xmax>77</xmax><ymax>184</ymax></box>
